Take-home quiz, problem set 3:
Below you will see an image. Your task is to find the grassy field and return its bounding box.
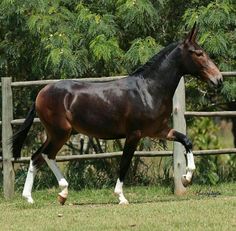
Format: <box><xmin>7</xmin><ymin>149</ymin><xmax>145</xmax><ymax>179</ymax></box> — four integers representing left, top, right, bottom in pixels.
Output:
<box><xmin>0</xmin><ymin>183</ymin><xmax>235</xmax><ymax>231</ymax></box>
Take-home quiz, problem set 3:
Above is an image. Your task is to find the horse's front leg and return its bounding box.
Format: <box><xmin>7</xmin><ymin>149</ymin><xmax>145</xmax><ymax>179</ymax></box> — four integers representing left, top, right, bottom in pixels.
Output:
<box><xmin>42</xmin><ymin>154</ymin><xmax>69</xmax><ymax>205</ymax></box>
<box><xmin>166</xmin><ymin>129</ymin><xmax>196</xmax><ymax>186</ymax></box>
<box><xmin>114</xmin><ymin>131</ymin><xmax>141</xmax><ymax>204</ymax></box>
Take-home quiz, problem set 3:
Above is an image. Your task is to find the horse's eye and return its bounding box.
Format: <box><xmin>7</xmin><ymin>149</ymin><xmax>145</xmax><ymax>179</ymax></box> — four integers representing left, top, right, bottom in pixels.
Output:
<box><xmin>189</xmin><ymin>49</ymin><xmax>204</xmax><ymax>57</ymax></box>
<box><xmin>194</xmin><ymin>50</ymin><xmax>204</xmax><ymax>56</ymax></box>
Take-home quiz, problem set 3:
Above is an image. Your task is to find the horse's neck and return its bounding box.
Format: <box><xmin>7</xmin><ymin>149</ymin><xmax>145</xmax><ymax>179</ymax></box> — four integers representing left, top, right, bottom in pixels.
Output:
<box><xmin>145</xmin><ymin>64</ymin><xmax>183</xmax><ymax>99</ymax></box>
<box><xmin>143</xmin><ymin>48</ymin><xmax>183</xmax><ymax>98</ymax></box>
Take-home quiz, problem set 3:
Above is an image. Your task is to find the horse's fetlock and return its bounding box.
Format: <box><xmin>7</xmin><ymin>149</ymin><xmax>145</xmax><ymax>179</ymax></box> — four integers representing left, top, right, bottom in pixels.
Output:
<box><xmin>59</xmin><ymin>178</ymin><xmax>68</xmax><ymax>188</ymax></box>
<box><xmin>184</xmin><ymin>138</ymin><xmax>192</xmax><ymax>151</ymax></box>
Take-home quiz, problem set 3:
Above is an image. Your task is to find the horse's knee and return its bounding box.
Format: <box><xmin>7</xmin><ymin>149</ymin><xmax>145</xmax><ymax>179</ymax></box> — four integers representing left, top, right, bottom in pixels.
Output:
<box><xmin>171</xmin><ymin>130</ymin><xmax>192</xmax><ymax>152</ymax></box>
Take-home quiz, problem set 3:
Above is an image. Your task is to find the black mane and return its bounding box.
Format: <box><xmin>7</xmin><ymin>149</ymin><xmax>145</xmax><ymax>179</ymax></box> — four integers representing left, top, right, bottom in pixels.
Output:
<box><xmin>131</xmin><ymin>42</ymin><xmax>179</xmax><ymax>77</ymax></box>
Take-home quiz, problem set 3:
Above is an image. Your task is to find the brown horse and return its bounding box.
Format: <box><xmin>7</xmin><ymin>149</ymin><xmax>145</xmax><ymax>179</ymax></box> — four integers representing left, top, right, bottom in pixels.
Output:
<box><xmin>12</xmin><ymin>24</ymin><xmax>223</xmax><ymax>204</ymax></box>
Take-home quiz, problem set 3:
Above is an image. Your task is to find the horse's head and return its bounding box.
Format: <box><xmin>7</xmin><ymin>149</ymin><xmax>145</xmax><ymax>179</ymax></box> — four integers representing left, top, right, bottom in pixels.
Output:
<box><xmin>180</xmin><ymin>23</ymin><xmax>223</xmax><ymax>87</ymax></box>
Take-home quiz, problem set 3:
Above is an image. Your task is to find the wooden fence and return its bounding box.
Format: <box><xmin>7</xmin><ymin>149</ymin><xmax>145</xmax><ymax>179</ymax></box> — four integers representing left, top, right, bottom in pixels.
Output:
<box><xmin>1</xmin><ymin>72</ymin><xmax>236</xmax><ymax>199</ymax></box>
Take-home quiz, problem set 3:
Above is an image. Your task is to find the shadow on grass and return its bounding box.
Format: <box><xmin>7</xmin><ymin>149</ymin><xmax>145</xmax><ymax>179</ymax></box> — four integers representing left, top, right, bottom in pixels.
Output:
<box><xmin>69</xmin><ymin>190</ymin><xmax>223</xmax><ymax>207</ymax></box>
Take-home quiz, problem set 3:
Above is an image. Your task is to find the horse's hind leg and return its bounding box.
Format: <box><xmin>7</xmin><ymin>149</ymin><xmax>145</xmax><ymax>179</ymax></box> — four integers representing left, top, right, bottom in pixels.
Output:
<box><xmin>41</xmin><ymin>131</ymin><xmax>71</xmax><ymax>205</ymax></box>
<box><xmin>23</xmin><ymin>129</ymin><xmax>71</xmax><ymax>204</ymax></box>
<box><xmin>22</xmin><ymin>160</ymin><xmax>37</xmax><ymax>203</ymax></box>
<box><xmin>22</xmin><ymin>143</ymin><xmax>47</xmax><ymax>203</ymax></box>
<box><xmin>42</xmin><ymin>153</ymin><xmax>69</xmax><ymax>205</ymax></box>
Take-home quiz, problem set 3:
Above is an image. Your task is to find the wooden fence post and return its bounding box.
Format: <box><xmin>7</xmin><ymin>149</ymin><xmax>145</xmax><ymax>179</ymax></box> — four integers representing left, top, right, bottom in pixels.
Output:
<box><xmin>173</xmin><ymin>77</ymin><xmax>187</xmax><ymax>195</ymax></box>
<box><xmin>1</xmin><ymin>77</ymin><xmax>15</xmax><ymax>199</ymax></box>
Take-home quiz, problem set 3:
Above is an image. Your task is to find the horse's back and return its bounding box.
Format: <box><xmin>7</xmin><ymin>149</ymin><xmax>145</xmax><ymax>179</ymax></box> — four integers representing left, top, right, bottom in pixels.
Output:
<box><xmin>35</xmin><ymin>79</ymin><xmax>130</xmax><ymax>138</ymax></box>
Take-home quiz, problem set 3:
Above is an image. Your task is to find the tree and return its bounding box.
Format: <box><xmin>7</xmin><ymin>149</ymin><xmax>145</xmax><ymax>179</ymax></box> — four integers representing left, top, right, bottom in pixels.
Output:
<box><xmin>0</xmin><ymin>0</ymin><xmax>165</xmax><ymax>80</ymax></box>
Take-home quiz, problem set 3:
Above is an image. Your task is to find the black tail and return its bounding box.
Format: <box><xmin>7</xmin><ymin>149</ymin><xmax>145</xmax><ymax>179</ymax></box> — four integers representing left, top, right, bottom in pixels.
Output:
<box><xmin>11</xmin><ymin>103</ymin><xmax>36</xmax><ymax>159</ymax></box>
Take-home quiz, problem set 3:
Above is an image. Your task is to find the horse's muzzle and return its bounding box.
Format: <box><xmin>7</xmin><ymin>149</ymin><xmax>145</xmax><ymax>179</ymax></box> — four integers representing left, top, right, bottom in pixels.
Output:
<box><xmin>208</xmin><ymin>74</ymin><xmax>223</xmax><ymax>88</ymax></box>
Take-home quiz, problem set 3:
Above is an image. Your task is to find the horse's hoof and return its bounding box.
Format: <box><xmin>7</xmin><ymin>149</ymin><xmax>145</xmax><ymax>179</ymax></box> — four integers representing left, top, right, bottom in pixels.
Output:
<box><xmin>22</xmin><ymin>194</ymin><xmax>34</xmax><ymax>204</ymax></box>
<box><xmin>181</xmin><ymin>175</ymin><xmax>190</xmax><ymax>187</ymax></box>
<box><xmin>27</xmin><ymin>197</ymin><xmax>34</xmax><ymax>204</ymax></box>
<box><xmin>119</xmin><ymin>199</ymin><xmax>129</xmax><ymax>205</ymax></box>
<box><xmin>58</xmin><ymin>194</ymin><xmax>67</xmax><ymax>205</ymax></box>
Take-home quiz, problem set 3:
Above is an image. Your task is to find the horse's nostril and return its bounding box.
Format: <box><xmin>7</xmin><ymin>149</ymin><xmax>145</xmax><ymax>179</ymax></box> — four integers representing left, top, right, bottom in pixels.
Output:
<box><xmin>219</xmin><ymin>78</ymin><xmax>223</xmax><ymax>85</ymax></box>
<box><xmin>217</xmin><ymin>78</ymin><xmax>223</xmax><ymax>88</ymax></box>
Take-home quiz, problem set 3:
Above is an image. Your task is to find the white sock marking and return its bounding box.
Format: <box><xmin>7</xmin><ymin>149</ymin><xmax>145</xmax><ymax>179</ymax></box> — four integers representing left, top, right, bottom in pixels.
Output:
<box><xmin>22</xmin><ymin>160</ymin><xmax>37</xmax><ymax>203</ymax></box>
<box><xmin>42</xmin><ymin>154</ymin><xmax>69</xmax><ymax>198</ymax></box>
<box><xmin>114</xmin><ymin>178</ymin><xmax>129</xmax><ymax>204</ymax></box>
<box><xmin>186</xmin><ymin>151</ymin><xmax>196</xmax><ymax>170</ymax></box>
<box><xmin>183</xmin><ymin>151</ymin><xmax>196</xmax><ymax>182</ymax></box>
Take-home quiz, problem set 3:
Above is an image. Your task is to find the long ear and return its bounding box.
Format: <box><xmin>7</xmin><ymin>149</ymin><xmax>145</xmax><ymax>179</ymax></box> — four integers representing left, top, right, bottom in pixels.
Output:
<box><xmin>184</xmin><ymin>22</ymin><xmax>198</xmax><ymax>43</ymax></box>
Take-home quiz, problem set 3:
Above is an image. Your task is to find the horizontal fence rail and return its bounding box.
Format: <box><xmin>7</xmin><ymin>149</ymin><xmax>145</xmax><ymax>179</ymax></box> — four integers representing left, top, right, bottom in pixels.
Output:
<box><xmin>0</xmin><ymin>71</ymin><xmax>235</xmax><ymax>88</ymax></box>
<box><xmin>1</xmin><ymin>71</ymin><xmax>236</xmax><ymax>199</ymax></box>
<box><xmin>221</xmin><ymin>71</ymin><xmax>236</xmax><ymax>77</ymax></box>
<box><xmin>185</xmin><ymin>111</ymin><xmax>236</xmax><ymax>117</ymax></box>
<box><xmin>8</xmin><ymin>75</ymin><xmax>126</xmax><ymax>87</ymax></box>
<box><xmin>1</xmin><ymin>148</ymin><xmax>236</xmax><ymax>164</ymax></box>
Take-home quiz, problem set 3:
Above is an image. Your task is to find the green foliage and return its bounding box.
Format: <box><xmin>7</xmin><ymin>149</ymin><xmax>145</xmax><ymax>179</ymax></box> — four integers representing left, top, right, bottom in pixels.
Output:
<box><xmin>1</xmin><ymin>0</ymin><xmax>235</xmax><ymax>79</ymax></box>
<box><xmin>189</xmin><ymin>118</ymin><xmax>220</xmax><ymax>150</ymax></box>
<box><xmin>89</xmin><ymin>34</ymin><xmax>124</xmax><ymax>74</ymax></box>
<box><xmin>221</xmin><ymin>80</ymin><xmax>236</xmax><ymax>101</ymax></box>
<box><xmin>0</xmin><ymin>0</ymin><xmax>165</xmax><ymax>79</ymax></box>
<box><xmin>117</xmin><ymin>0</ymin><xmax>159</xmax><ymax>35</ymax></box>
<box><xmin>189</xmin><ymin>118</ymin><xmax>220</xmax><ymax>185</ymax></box>
<box><xmin>124</xmin><ymin>36</ymin><xmax>162</xmax><ymax>72</ymax></box>
<box><xmin>188</xmin><ymin>117</ymin><xmax>236</xmax><ymax>184</ymax></box>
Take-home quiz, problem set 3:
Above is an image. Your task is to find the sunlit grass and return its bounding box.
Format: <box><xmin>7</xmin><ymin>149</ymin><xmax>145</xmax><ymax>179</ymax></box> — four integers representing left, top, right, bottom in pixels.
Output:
<box><xmin>0</xmin><ymin>183</ymin><xmax>235</xmax><ymax>231</ymax></box>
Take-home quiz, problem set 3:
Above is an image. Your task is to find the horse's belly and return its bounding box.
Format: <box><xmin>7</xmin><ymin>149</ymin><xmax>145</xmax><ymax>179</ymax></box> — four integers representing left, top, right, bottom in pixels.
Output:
<box><xmin>73</xmin><ymin>126</ymin><xmax>126</xmax><ymax>139</ymax></box>
<box><xmin>71</xmin><ymin>113</ymin><xmax>126</xmax><ymax>139</ymax></box>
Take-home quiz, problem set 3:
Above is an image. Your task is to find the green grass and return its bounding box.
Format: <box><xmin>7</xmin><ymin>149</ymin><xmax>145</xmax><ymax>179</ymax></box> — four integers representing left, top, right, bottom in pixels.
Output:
<box><xmin>0</xmin><ymin>183</ymin><xmax>236</xmax><ymax>231</ymax></box>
